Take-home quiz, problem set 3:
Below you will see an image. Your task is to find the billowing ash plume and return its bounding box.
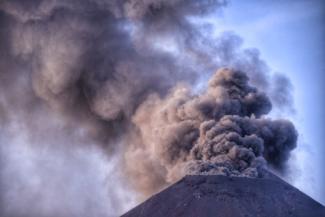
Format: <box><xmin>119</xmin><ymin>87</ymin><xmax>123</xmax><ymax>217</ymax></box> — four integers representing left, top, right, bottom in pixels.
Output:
<box><xmin>0</xmin><ymin>0</ymin><xmax>297</xmax><ymax>216</ymax></box>
<box><xmin>126</xmin><ymin>68</ymin><xmax>297</xmax><ymax>195</ymax></box>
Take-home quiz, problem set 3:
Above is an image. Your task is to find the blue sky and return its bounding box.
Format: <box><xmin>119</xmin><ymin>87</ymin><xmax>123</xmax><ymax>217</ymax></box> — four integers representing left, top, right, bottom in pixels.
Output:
<box><xmin>209</xmin><ymin>0</ymin><xmax>325</xmax><ymax>204</ymax></box>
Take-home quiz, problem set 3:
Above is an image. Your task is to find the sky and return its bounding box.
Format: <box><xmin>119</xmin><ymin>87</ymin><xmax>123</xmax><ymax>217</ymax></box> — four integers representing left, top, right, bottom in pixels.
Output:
<box><xmin>210</xmin><ymin>0</ymin><xmax>325</xmax><ymax>204</ymax></box>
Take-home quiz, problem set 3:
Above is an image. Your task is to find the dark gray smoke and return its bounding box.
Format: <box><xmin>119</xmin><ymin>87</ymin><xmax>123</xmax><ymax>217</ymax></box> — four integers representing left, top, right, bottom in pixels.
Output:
<box><xmin>0</xmin><ymin>0</ymin><xmax>297</xmax><ymax>216</ymax></box>
<box><xmin>127</xmin><ymin>68</ymin><xmax>297</xmax><ymax>196</ymax></box>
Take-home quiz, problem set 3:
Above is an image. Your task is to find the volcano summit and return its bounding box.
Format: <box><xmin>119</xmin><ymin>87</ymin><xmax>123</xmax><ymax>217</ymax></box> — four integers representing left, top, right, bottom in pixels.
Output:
<box><xmin>122</xmin><ymin>172</ymin><xmax>325</xmax><ymax>217</ymax></box>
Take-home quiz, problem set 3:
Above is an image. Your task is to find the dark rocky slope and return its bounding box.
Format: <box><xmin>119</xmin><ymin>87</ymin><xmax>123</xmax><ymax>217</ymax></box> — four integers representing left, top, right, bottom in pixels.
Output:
<box><xmin>121</xmin><ymin>173</ymin><xmax>325</xmax><ymax>217</ymax></box>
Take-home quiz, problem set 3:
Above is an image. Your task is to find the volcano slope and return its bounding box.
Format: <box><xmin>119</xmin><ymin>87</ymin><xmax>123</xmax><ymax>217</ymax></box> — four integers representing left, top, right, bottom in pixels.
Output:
<box><xmin>121</xmin><ymin>172</ymin><xmax>325</xmax><ymax>217</ymax></box>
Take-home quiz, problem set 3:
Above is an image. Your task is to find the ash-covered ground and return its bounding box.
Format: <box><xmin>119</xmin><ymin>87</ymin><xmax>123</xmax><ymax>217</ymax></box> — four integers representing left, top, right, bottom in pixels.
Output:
<box><xmin>122</xmin><ymin>171</ymin><xmax>325</xmax><ymax>217</ymax></box>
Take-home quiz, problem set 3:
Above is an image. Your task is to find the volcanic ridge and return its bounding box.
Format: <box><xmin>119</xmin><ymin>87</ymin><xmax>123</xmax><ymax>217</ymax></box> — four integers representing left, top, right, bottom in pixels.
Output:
<box><xmin>121</xmin><ymin>171</ymin><xmax>325</xmax><ymax>217</ymax></box>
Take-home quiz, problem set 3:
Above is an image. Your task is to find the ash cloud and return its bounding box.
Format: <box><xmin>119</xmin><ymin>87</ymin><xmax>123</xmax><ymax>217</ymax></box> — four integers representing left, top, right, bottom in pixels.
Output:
<box><xmin>127</xmin><ymin>68</ymin><xmax>297</xmax><ymax>196</ymax></box>
<box><xmin>0</xmin><ymin>0</ymin><xmax>297</xmax><ymax>216</ymax></box>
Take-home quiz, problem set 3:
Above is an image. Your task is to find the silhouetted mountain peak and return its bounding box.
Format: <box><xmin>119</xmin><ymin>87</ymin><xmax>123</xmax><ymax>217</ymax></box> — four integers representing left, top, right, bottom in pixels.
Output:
<box><xmin>122</xmin><ymin>172</ymin><xmax>325</xmax><ymax>217</ymax></box>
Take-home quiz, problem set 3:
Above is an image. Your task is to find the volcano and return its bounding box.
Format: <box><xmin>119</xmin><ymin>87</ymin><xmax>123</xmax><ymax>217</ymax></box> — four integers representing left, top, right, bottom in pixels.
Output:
<box><xmin>121</xmin><ymin>172</ymin><xmax>325</xmax><ymax>217</ymax></box>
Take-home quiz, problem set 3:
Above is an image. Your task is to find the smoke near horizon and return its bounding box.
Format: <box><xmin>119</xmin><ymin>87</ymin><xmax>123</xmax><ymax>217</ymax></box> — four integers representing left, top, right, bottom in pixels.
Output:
<box><xmin>0</xmin><ymin>0</ymin><xmax>297</xmax><ymax>216</ymax></box>
<box><xmin>126</xmin><ymin>68</ymin><xmax>297</xmax><ymax>196</ymax></box>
